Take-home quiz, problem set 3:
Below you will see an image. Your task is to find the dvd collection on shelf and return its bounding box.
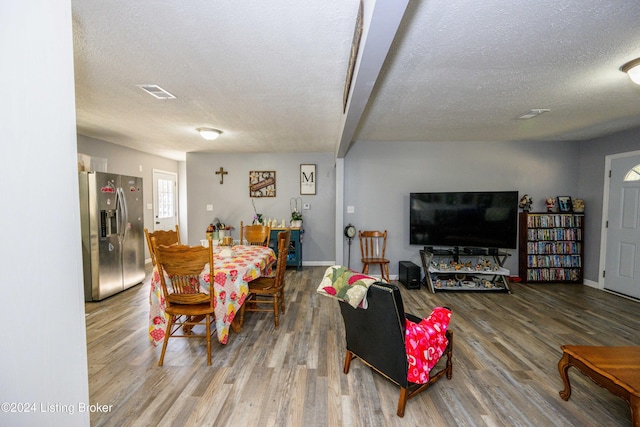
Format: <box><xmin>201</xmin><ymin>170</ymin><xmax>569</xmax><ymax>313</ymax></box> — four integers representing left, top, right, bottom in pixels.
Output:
<box><xmin>519</xmin><ymin>212</ymin><xmax>584</xmax><ymax>283</ymax></box>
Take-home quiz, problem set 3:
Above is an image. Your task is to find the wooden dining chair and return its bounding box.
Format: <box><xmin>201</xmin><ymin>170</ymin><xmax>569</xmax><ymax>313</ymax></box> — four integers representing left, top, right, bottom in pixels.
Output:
<box><xmin>239</xmin><ymin>220</ymin><xmax>271</xmax><ymax>246</ymax></box>
<box><xmin>144</xmin><ymin>225</ymin><xmax>181</xmax><ymax>266</ymax></box>
<box><xmin>240</xmin><ymin>229</ymin><xmax>290</xmax><ymax>327</ymax></box>
<box><xmin>359</xmin><ymin>230</ymin><xmax>390</xmax><ymax>282</ymax></box>
<box><xmin>153</xmin><ymin>235</ymin><xmax>215</xmax><ymax>366</ymax></box>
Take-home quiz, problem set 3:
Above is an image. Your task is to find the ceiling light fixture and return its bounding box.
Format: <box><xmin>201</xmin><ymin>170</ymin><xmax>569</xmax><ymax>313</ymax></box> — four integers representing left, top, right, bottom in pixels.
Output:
<box><xmin>516</xmin><ymin>109</ymin><xmax>550</xmax><ymax>120</ymax></box>
<box><xmin>196</xmin><ymin>127</ymin><xmax>222</xmax><ymax>140</ymax></box>
<box><xmin>621</xmin><ymin>58</ymin><xmax>640</xmax><ymax>85</ymax></box>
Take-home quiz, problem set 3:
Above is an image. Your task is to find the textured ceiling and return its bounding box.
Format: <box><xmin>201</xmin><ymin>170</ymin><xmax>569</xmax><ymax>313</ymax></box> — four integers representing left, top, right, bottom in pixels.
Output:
<box><xmin>73</xmin><ymin>0</ymin><xmax>640</xmax><ymax>161</ymax></box>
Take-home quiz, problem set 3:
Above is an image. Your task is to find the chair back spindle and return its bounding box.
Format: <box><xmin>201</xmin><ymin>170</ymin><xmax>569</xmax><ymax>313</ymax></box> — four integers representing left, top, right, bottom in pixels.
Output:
<box><xmin>358</xmin><ymin>230</ymin><xmax>390</xmax><ymax>282</ymax></box>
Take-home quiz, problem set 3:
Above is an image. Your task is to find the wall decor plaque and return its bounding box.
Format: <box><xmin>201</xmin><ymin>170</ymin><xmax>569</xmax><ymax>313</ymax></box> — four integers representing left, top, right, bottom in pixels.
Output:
<box><xmin>249</xmin><ymin>171</ymin><xmax>276</xmax><ymax>197</ymax></box>
<box><xmin>300</xmin><ymin>164</ymin><xmax>316</xmax><ymax>195</ymax></box>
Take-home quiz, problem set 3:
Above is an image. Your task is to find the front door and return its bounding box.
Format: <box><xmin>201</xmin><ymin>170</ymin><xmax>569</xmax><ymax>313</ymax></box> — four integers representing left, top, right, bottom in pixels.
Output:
<box><xmin>152</xmin><ymin>170</ymin><xmax>178</xmax><ymax>231</ymax></box>
<box><xmin>604</xmin><ymin>154</ymin><xmax>640</xmax><ymax>299</ymax></box>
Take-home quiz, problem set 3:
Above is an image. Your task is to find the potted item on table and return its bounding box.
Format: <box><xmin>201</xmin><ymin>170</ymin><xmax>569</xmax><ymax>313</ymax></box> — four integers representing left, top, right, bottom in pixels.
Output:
<box><xmin>290</xmin><ymin>210</ymin><xmax>302</xmax><ymax>228</ymax></box>
<box><xmin>290</xmin><ymin>196</ymin><xmax>303</xmax><ymax>228</ymax></box>
<box><xmin>216</xmin><ymin>223</ymin><xmax>233</xmax><ymax>238</ymax></box>
<box><xmin>251</xmin><ymin>199</ymin><xmax>264</xmax><ymax>225</ymax></box>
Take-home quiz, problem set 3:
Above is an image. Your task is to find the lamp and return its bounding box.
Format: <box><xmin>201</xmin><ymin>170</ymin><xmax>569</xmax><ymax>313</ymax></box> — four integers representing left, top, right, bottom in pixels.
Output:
<box><xmin>621</xmin><ymin>58</ymin><xmax>640</xmax><ymax>85</ymax></box>
<box><xmin>196</xmin><ymin>127</ymin><xmax>222</xmax><ymax>140</ymax></box>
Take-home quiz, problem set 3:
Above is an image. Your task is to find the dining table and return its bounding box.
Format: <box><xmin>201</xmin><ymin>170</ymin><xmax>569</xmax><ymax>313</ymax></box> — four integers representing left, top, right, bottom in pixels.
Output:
<box><xmin>148</xmin><ymin>244</ymin><xmax>277</xmax><ymax>345</ymax></box>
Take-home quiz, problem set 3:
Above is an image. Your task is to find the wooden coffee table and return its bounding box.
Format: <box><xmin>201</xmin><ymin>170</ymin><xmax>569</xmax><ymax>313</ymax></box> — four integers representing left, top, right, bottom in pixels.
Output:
<box><xmin>558</xmin><ymin>345</ymin><xmax>640</xmax><ymax>426</ymax></box>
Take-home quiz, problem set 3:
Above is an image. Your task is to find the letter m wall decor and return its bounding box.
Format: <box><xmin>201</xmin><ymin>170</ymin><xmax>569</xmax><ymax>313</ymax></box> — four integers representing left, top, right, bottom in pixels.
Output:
<box><xmin>300</xmin><ymin>164</ymin><xmax>316</xmax><ymax>195</ymax></box>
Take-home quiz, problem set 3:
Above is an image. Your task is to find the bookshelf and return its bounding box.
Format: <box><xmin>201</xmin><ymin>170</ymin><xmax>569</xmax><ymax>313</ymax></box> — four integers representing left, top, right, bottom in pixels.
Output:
<box><xmin>518</xmin><ymin>212</ymin><xmax>584</xmax><ymax>283</ymax></box>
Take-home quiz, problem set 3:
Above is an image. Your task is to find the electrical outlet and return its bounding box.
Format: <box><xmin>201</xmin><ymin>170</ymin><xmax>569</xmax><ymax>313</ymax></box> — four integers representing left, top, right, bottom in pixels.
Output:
<box><xmin>347</xmin><ymin>205</ymin><xmax>355</xmax><ymax>213</ymax></box>
<box><xmin>303</xmin><ymin>203</ymin><xmax>310</xmax><ymax>210</ymax></box>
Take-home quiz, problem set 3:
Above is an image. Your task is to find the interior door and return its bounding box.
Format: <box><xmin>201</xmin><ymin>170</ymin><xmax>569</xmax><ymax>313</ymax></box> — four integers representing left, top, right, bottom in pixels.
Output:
<box><xmin>152</xmin><ymin>170</ymin><xmax>178</xmax><ymax>231</ymax></box>
<box><xmin>604</xmin><ymin>154</ymin><xmax>640</xmax><ymax>298</ymax></box>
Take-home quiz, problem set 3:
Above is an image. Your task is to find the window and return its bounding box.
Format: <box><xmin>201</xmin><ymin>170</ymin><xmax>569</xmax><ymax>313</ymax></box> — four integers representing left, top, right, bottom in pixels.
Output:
<box><xmin>157</xmin><ymin>178</ymin><xmax>174</xmax><ymax>218</ymax></box>
<box><xmin>624</xmin><ymin>164</ymin><xmax>640</xmax><ymax>181</ymax></box>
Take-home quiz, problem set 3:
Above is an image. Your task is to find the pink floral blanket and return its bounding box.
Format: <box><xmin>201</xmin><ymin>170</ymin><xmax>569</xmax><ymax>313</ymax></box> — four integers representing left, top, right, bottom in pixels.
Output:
<box><xmin>405</xmin><ymin>307</ymin><xmax>451</xmax><ymax>383</ymax></box>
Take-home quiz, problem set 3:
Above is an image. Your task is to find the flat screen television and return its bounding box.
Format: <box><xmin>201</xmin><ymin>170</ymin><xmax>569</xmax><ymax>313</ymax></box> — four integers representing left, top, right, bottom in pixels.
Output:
<box><xmin>409</xmin><ymin>191</ymin><xmax>519</xmax><ymax>249</ymax></box>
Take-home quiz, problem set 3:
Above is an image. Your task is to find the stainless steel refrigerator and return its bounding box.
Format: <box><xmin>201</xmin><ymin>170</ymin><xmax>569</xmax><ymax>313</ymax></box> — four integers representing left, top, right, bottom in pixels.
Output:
<box><xmin>79</xmin><ymin>171</ymin><xmax>145</xmax><ymax>301</ymax></box>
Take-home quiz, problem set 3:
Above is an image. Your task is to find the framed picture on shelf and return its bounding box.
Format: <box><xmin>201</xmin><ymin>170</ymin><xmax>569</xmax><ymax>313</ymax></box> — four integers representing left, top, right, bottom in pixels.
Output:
<box><xmin>557</xmin><ymin>196</ymin><xmax>572</xmax><ymax>212</ymax></box>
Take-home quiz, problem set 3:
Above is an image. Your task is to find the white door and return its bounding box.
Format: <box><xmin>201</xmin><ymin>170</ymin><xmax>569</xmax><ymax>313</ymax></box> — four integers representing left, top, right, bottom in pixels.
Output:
<box><xmin>604</xmin><ymin>154</ymin><xmax>640</xmax><ymax>298</ymax></box>
<box><xmin>152</xmin><ymin>170</ymin><xmax>178</xmax><ymax>231</ymax></box>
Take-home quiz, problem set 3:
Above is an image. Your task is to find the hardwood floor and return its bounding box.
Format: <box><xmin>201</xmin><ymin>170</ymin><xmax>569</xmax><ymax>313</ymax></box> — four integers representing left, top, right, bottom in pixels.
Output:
<box><xmin>85</xmin><ymin>267</ymin><xmax>640</xmax><ymax>426</ymax></box>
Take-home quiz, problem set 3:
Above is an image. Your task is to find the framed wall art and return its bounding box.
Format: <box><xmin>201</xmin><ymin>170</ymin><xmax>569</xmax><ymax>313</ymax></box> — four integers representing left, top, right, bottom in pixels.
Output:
<box><xmin>557</xmin><ymin>196</ymin><xmax>572</xmax><ymax>212</ymax></box>
<box><xmin>249</xmin><ymin>171</ymin><xmax>276</xmax><ymax>197</ymax></box>
<box><xmin>300</xmin><ymin>164</ymin><xmax>316</xmax><ymax>195</ymax></box>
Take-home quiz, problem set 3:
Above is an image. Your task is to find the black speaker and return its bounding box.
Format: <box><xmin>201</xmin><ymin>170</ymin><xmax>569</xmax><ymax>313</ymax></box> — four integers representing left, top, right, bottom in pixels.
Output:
<box><xmin>399</xmin><ymin>261</ymin><xmax>421</xmax><ymax>290</ymax></box>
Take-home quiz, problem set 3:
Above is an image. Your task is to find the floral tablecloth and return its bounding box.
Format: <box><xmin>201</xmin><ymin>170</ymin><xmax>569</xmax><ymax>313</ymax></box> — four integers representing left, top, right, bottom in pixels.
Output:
<box><xmin>149</xmin><ymin>245</ymin><xmax>276</xmax><ymax>345</ymax></box>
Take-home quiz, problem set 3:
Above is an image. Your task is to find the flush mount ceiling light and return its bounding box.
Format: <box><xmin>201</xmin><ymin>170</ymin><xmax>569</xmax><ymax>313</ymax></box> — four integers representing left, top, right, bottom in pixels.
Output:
<box><xmin>621</xmin><ymin>58</ymin><xmax>640</xmax><ymax>85</ymax></box>
<box><xmin>517</xmin><ymin>109</ymin><xmax>551</xmax><ymax>120</ymax></box>
<box><xmin>196</xmin><ymin>127</ymin><xmax>222</xmax><ymax>140</ymax></box>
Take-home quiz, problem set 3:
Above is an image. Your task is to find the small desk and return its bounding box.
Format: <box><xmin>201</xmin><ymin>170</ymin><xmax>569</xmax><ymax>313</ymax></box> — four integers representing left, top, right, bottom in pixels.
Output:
<box><xmin>148</xmin><ymin>245</ymin><xmax>276</xmax><ymax>345</ymax></box>
<box><xmin>558</xmin><ymin>345</ymin><xmax>640</xmax><ymax>426</ymax></box>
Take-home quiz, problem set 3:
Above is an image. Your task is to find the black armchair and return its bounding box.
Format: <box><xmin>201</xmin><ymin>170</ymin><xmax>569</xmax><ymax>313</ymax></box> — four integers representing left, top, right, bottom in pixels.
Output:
<box><xmin>339</xmin><ymin>281</ymin><xmax>453</xmax><ymax>417</ymax></box>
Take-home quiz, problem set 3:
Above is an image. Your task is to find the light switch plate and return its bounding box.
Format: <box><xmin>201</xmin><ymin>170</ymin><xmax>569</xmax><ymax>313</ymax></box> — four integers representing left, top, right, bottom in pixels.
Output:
<box><xmin>347</xmin><ymin>205</ymin><xmax>355</xmax><ymax>213</ymax></box>
<box><xmin>206</xmin><ymin>204</ymin><xmax>213</xmax><ymax>211</ymax></box>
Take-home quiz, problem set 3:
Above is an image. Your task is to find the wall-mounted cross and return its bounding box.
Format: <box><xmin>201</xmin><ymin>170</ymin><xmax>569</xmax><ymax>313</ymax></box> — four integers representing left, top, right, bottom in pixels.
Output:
<box><xmin>215</xmin><ymin>167</ymin><xmax>228</xmax><ymax>184</ymax></box>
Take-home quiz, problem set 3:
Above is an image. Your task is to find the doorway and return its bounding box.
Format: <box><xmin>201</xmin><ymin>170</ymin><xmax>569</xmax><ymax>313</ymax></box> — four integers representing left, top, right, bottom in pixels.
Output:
<box><xmin>603</xmin><ymin>151</ymin><xmax>640</xmax><ymax>299</ymax></box>
<box><xmin>152</xmin><ymin>169</ymin><xmax>178</xmax><ymax>231</ymax></box>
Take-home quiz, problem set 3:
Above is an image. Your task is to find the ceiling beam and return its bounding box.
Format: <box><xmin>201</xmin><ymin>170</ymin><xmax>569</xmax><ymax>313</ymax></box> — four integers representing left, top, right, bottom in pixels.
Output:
<box><xmin>335</xmin><ymin>0</ymin><xmax>409</xmax><ymax>159</ymax></box>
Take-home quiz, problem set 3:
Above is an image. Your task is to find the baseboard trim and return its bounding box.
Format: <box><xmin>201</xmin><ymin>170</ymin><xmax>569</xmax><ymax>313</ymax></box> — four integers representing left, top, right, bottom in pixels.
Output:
<box><xmin>299</xmin><ymin>262</ymin><xmax>397</xmax><ymax>280</ymax></box>
<box><xmin>583</xmin><ymin>279</ymin><xmax>599</xmax><ymax>289</ymax></box>
<box><xmin>302</xmin><ymin>261</ymin><xmax>336</xmax><ymax>267</ymax></box>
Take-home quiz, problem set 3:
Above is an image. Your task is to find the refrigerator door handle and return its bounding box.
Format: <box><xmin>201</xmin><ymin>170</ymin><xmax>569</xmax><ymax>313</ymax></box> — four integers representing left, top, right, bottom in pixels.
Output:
<box><xmin>122</xmin><ymin>187</ymin><xmax>129</xmax><ymax>243</ymax></box>
<box><xmin>117</xmin><ymin>187</ymin><xmax>128</xmax><ymax>243</ymax></box>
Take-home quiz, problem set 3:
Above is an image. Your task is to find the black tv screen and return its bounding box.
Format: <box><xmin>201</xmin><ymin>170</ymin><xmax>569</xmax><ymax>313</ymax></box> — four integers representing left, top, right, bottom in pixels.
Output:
<box><xmin>409</xmin><ymin>191</ymin><xmax>519</xmax><ymax>249</ymax></box>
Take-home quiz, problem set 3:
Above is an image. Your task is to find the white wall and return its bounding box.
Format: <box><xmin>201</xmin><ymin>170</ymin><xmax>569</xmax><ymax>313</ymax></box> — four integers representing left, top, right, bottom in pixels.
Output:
<box><xmin>186</xmin><ymin>152</ymin><xmax>336</xmax><ymax>263</ymax></box>
<box><xmin>343</xmin><ymin>140</ymin><xmax>581</xmax><ymax>276</ymax></box>
<box><xmin>0</xmin><ymin>1</ymin><xmax>89</xmax><ymax>426</ymax></box>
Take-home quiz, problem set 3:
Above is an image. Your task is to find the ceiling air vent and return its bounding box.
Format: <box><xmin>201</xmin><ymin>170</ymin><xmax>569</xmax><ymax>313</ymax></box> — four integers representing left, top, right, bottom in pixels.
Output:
<box><xmin>516</xmin><ymin>109</ymin><xmax>550</xmax><ymax>119</ymax></box>
<box><xmin>137</xmin><ymin>84</ymin><xmax>176</xmax><ymax>100</ymax></box>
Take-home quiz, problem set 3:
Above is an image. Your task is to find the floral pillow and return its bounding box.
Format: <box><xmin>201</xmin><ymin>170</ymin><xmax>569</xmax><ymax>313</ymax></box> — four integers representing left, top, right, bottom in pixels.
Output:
<box><xmin>316</xmin><ymin>265</ymin><xmax>377</xmax><ymax>308</ymax></box>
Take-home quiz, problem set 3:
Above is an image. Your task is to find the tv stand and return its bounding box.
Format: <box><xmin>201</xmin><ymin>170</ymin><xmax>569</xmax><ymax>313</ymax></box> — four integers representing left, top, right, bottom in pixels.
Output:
<box><xmin>419</xmin><ymin>247</ymin><xmax>511</xmax><ymax>293</ymax></box>
<box><xmin>463</xmin><ymin>247</ymin><xmax>488</xmax><ymax>255</ymax></box>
